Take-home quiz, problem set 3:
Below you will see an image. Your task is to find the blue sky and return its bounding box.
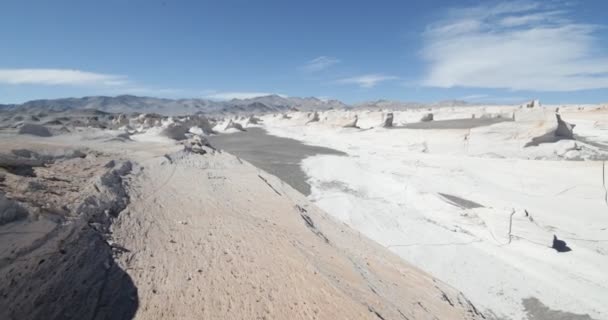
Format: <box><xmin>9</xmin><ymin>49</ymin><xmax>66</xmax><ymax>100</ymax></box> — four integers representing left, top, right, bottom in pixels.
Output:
<box><xmin>1</xmin><ymin>0</ymin><xmax>607</xmax><ymax>104</ymax></box>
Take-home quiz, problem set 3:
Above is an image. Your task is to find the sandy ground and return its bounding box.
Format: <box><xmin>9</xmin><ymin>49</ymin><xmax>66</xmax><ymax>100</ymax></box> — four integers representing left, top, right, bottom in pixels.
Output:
<box><xmin>1</xmin><ymin>129</ymin><xmax>485</xmax><ymax>319</ymax></box>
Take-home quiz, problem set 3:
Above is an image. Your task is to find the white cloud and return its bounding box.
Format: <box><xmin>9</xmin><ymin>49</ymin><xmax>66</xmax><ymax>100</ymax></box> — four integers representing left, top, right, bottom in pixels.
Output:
<box><xmin>422</xmin><ymin>1</ymin><xmax>608</xmax><ymax>91</ymax></box>
<box><xmin>498</xmin><ymin>10</ymin><xmax>564</xmax><ymax>27</ymax></box>
<box><xmin>0</xmin><ymin>68</ymin><xmax>127</xmax><ymax>86</ymax></box>
<box><xmin>301</xmin><ymin>56</ymin><xmax>340</xmax><ymax>72</ymax></box>
<box><xmin>336</xmin><ymin>74</ymin><xmax>397</xmax><ymax>88</ymax></box>
<box><xmin>205</xmin><ymin>91</ymin><xmax>285</xmax><ymax>100</ymax></box>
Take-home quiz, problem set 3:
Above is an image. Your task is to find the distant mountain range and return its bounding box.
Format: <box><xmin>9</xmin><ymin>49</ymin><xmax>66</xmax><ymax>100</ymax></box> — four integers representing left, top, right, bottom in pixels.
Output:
<box><xmin>0</xmin><ymin>95</ymin><xmax>480</xmax><ymax>115</ymax></box>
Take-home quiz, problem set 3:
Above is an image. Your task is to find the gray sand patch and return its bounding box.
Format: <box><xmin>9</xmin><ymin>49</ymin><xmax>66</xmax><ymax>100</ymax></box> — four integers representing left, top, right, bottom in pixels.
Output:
<box><xmin>208</xmin><ymin>128</ymin><xmax>345</xmax><ymax>195</ymax></box>
<box><xmin>523</xmin><ymin>297</ymin><xmax>595</xmax><ymax>320</ymax></box>
<box><xmin>402</xmin><ymin>118</ymin><xmax>511</xmax><ymax>130</ymax></box>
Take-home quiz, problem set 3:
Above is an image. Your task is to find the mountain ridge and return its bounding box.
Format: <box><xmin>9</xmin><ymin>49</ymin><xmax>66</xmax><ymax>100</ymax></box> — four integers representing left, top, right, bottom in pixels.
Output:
<box><xmin>0</xmin><ymin>94</ymin><xmax>484</xmax><ymax>115</ymax></box>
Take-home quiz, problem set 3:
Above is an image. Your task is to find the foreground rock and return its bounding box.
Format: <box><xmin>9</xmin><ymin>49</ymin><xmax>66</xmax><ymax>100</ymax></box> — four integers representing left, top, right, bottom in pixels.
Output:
<box><xmin>0</xmin><ymin>145</ymin><xmax>137</xmax><ymax>320</ymax></box>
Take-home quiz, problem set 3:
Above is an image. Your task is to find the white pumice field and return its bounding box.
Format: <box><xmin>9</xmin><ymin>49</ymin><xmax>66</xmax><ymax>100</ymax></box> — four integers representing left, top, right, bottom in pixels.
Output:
<box><xmin>252</xmin><ymin>103</ymin><xmax>608</xmax><ymax>320</ymax></box>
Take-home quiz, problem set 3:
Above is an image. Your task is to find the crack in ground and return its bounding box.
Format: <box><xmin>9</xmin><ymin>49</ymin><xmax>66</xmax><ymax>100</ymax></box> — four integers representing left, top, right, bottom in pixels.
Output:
<box><xmin>367</xmin><ymin>306</ymin><xmax>386</xmax><ymax>320</ymax></box>
<box><xmin>295</xmin><ymin>205</ymin><xmax>329</xmax><ymax>243</ymax></box>
<box><xmin>258</xmin><ymin>174</ymin><xmax>282</xmax><ymax>196</ymax></box>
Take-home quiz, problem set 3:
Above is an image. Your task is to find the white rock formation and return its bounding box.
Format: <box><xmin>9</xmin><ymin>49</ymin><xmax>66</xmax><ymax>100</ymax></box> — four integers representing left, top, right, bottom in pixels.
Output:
<box><xmin>342</xmin><ymin>115</ymin><xmax>359</xmax><ymax>128</ymax></box>
<box><xmin>555</xmin><ymin>113</ymin><xmax>576</xmax><ymax>139</ymax></box>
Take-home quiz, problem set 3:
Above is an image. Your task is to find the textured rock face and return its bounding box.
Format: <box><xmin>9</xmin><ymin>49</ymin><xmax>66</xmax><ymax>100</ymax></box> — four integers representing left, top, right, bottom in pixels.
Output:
<box><xmin>555</xmin><ymin>113</ymin><xmax>576</xmax><ymax>139</ymax></box>
<box><xmin>113</xmin><ymin>113</ymin><xmax>129</xmax><ymax>127</ymax></box>
<box><xmin>420</xmin><ymin>113</ymin><xmax>434</xmax><ymax>122</ymax></box>
<box><xmin>383</xmin><ymin>113</ymin><xmax>394</xmax><ymax>128</ymax></box>
<box><xmin>0</xmin><ymin>153</ymin><xmax>138</xmax><ymax>320</ymax></box>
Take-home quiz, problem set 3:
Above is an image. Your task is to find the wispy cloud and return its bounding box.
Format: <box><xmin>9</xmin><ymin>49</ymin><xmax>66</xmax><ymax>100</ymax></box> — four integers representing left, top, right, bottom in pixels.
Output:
<box><xmin>117</xmin><ymin>87</ymin><xmax>185</xmax><ymax>96</ymax></box>
<box><xmin>205</xmin><ymin>91</ymin><xmax>285</xmax><ymax>100</ymax></box>
<box><xmin>0</xmin><ymin>68</ymin><xmax>127</xmax><ymax>86</ymax></box>
<box><xmin>336</xmin><ymin>74</ymin><xmax>397</xmax><ymax>88</ymax></box>
<box><xmin>301</xmin><ymin>56</ymin><xmax>340</xmax><ymax>72</ymax></box>
<box><xmin>459</xmin><ymin>94</ymin><xmax>489</xmax><ymax>100</ymax></box>
<box><xmin>421</xmin><ymin>1</ymin><xmax>608</xmax><ymax>91</ymax></box>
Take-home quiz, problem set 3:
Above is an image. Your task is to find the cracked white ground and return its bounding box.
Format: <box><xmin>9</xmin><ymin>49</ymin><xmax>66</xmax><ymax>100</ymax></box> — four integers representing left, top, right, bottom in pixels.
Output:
<box><xmin>257</xmin><ymin>105</ymin><xmax>608</xmax><ymax>320</ymax></box>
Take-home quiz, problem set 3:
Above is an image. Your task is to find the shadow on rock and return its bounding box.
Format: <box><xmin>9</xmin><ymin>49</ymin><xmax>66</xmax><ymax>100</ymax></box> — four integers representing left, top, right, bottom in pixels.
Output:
<box><xmin>0</xmin><ymin>219</ymin><xmax>139</xmax><ymax>320</ymax></box>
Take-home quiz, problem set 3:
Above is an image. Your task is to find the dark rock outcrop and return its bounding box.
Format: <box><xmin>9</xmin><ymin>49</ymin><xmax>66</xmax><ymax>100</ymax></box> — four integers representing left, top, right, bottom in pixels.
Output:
<box><xmin>18</xmin><ymin>124</ymin><xmax>52</xmax><ymax>137</ymax></box>
<box><xmin>420</xmin><ymin>113</ymin><xmax>434</xmax><ymax>122</ymax></box>
<box><xmin>383</xmin><ymin>113</ymin><xmax>394</xmax><ymax>128</ymax></box>
<box><xmin>555</xmin><ymin>114</ymin><xmax>576</xmax><ymax>139</ymax></box>
<box><xmin>552</xmin><ymin>235</ymin><xmax>571</xmax><ymax>252</ymax></box>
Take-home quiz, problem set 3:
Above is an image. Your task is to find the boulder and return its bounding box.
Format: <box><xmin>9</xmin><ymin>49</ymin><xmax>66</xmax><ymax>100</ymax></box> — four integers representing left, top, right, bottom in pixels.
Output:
<box><xmin>420</xmin><ymin>113</ymin><xmax>434</xmax><ymax>122</ymax></box>
<box><xmin>551</xmin><ymin>235</ymin><xmax>571</xmax><ymax>252</ymax></box>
